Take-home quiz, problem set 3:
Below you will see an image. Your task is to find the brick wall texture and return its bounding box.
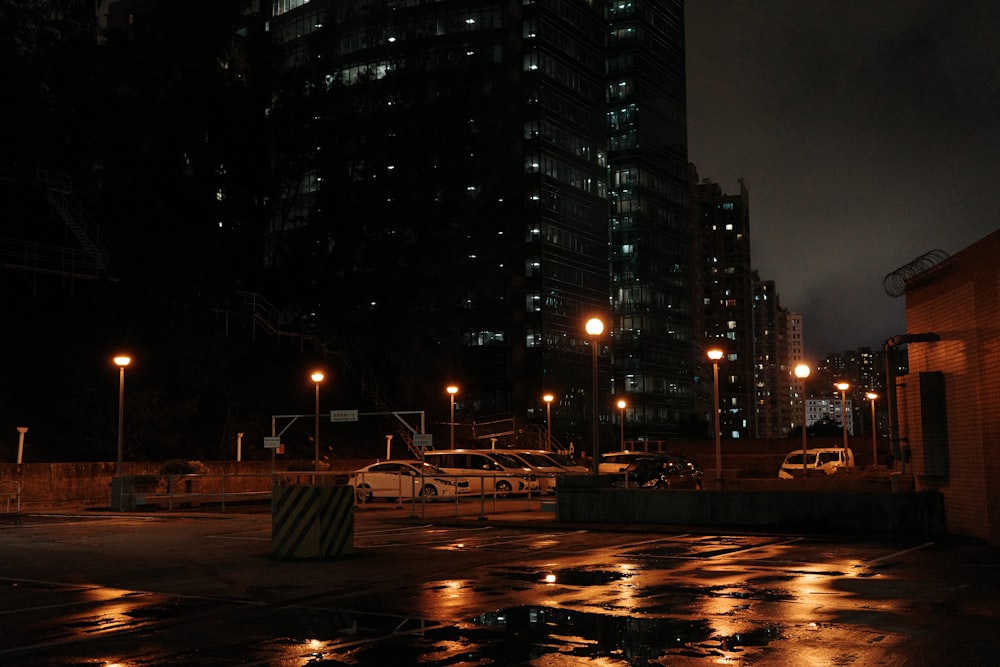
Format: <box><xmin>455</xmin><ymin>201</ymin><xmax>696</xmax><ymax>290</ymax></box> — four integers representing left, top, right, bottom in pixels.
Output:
<box><xmin>901</xmin><ymin>229</ymin><xmax>1000</xmax><ymax>544</ymax></box>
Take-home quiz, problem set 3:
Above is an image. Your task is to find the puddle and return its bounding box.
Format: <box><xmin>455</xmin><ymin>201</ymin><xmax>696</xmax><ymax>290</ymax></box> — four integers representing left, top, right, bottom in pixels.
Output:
<box><xmin>495</xmin><ymin>566</ymin><xmax>632</xmax><ymax>586</ymax></box>
<box><xmin>247</xmin><ymin>605</ymin><xmax>783</xmax><ymax>664</ymax></box>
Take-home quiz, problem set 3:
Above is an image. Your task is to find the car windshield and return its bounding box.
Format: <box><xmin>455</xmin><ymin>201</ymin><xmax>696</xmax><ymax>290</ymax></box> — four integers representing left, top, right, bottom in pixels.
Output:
<box><xmin>491</xmin><ymin>452</ymin><xmax>527</xmax><ymax>468</ymax></box>
<box><xmin>516</xmin><ymin>453</ymin><xmax>551</xmax><ymax>467</ymax></box>
<box><xmin>544</xmin><ymin>453</ymin><xmax>576</xmax><ymax>467</ymax></box>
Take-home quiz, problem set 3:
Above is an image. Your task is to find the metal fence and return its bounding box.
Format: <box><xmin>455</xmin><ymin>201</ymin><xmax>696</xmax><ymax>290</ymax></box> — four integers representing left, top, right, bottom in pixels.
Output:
<box><xmin>116</xmin><ymin>470</ymin><xmax>555</xmax><ymax>519</ymax></box>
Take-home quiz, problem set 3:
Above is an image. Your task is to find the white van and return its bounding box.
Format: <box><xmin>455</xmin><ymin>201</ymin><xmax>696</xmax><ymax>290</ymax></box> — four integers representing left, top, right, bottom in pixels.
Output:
<box><xmin>778</xmin><ymin>447</ymin><xmax>855</xmax><ymax>479</ymax></box>
<box><xmin>423</xmin><ymin>449</ymin><xmax>539</xmax><ymax>496</ymax></box>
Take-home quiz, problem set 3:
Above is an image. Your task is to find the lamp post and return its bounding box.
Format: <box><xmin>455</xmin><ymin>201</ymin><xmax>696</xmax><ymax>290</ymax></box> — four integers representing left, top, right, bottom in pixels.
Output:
<box><xmin>447</xmin><ymin>385</ymin><xmax>459</xmax><ymax>449</ymax></box>
<box><xmin>585</xmin><ymin>317</ymin><xmax>604</xmax><ymax>476</ymax></box>
<box><xmin>311</xmin><ymin>371</ymin><xmax>324</xmax><ymax>471</ymax></box>
<box><xmin>794</xmin><ymin>364</ymin><xmax>810</xmax><ymax>476</ymax></box>
<box><xmin>113</xmin><ymin>355</ymin><xmax>131</xmax><ymax>477</ymax></box>
<box><xmin>543</xmin><ymin>393</ymin><xmax>554</xmax><ymax>451</ymax></box>
<box><xmin>835</xmin><ymin>381</ymin><xmax>850</xmax><ymax>451</ymax></box>
<box><xmin>616</xmin><ymin>399</ymin><xmax>627</xmax><ymax>451</ymax></box>
<box><xmin>16</xmin><ymin>427</ymin><xmax>28</xmax><ymax>465</ymax></box>
<box><xmin>866</xmin><ymin>392</ymin><xmax>879</xmax><ymax>469</ymax></box>
<box><xmin>707</xmin><ymin>348</ymin><xmax>724</xmax><ymax>485</ymax></box>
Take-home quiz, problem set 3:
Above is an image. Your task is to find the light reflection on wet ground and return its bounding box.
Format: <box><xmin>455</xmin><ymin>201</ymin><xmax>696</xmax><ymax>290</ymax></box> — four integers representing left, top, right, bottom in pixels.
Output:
<box><xmin>2</xmin><ymin>512</ymin><xmax>995</xmax><ymax>665</ymax></box>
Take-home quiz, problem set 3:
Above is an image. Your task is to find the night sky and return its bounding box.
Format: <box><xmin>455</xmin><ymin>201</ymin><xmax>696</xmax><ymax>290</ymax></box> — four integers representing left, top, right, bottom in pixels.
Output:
<box><xmin>686</xmin><ymin>1</ymin><xmax>1000</xmax><ymax>359</ymax></box>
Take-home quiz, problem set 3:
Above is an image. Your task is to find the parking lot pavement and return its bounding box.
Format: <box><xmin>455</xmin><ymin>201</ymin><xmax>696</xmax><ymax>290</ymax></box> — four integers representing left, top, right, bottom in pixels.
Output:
<box><xmin>1</xmin><ymin>506</ymin><xmax>998</xmax><ymax>665</ymax></box>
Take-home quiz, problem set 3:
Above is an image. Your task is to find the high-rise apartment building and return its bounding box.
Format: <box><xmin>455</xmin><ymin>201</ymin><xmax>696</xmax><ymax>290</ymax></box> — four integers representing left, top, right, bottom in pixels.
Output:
<box><xmin>605</xmin><ymin>3</ymin><xmax>693</xmax><ymax>438</ymax></box>
<box><xmin>697</xmin><ymin>178</ymin><xmax>754</xmax><ymax>438</ymax></box>
<box><xmin>260</xmin><ymin>1</ymin><xmax>693</xmax><ymax>448</ymax></box>
<box><xmin>753</xmin><ymin>273</ymin><xmax>793</xmax><ymax>438</ymax></box>
<box><xmin>786</xmin><ymin>311</ymin><xmax>806</xmax><ymax>432</ymax></box>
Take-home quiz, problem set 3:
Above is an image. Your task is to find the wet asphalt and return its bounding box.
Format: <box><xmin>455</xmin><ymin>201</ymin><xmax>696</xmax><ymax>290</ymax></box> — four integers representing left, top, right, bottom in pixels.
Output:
<box><xmin>0</xmin><ymin>499</ymin><xmax>997</xmax><ymax>665</ymax></box>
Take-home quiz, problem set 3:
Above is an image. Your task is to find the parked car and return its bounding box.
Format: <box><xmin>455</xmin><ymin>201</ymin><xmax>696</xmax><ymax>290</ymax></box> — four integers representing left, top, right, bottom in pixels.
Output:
<box><xmin>599</xmin><ymin>450</ymin><xmax>675</xmax><ymax>474</ymax></box>
<box><xmin>615</xmin><ymin>456</ymin><xmax>704</xmax><ymax>490</ymax></box>
<box><xmin>778</xmin><ymin>447</ymin><xmax>855</xmax><ymax>479</ymax></box>
<box><xmin>350</xmin><ymin>460</ymin><xmax>470</xmax><ymax>502</ymax></box>
<box><xmin>502</xmin><ymin>450</ymin><xmax>588</xmax><ymax>494</ymax></box>
<box><xmin>532</xmin><ymin>451</ymin><xmax>589</xmax><ymax>474</ymax></box>
<box><xmin>422</xmin><ymin>449</ymin><xmax>539</xmax><ymax>496</ymax></box>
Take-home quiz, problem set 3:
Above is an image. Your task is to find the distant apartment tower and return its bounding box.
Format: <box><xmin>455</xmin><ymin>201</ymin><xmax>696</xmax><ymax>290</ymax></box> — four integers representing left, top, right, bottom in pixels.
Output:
<box><xmin>261</xmin><ymin>1</ymin><xmax>694</xmax><ymax>448</ymax></box>
<box><xmin>804</xmin><ymin>397</ymin><xmax>855</xmax><ymax>436</ymax></box>
<box><xmin>787</xmin><ymin>311</ymin><xmax>806</xmax><ymax>431</ymax></box>
<box><xmin>698</xmin><ymin>178</ymin><xmax>754</xmax><ymax>438</ymax></box>
<box><xmin>753</xmin><ymin>273</ymin><xmax>793</xmax><ymax>438</ymax></box>
<box><xmin>813</xmin><ymin>347</ymin><xmax>886</xmax><ymax>434</ymax></box>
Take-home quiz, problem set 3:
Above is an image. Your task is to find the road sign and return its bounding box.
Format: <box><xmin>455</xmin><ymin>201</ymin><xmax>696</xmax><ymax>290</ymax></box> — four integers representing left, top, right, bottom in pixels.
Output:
<box><xmin>330</xmin><ymin>409</ymin><xmax>359</xmax><ymax>422</ymax></box>
<box><xmin>413</xmin><ymin>433</ymin><xmax>433</xmax><ymax>448</ymax></box>
<box><xmin>263</xmin><ymin>436</ymin><xmax>281</xmax><ymax>449</ymax></box>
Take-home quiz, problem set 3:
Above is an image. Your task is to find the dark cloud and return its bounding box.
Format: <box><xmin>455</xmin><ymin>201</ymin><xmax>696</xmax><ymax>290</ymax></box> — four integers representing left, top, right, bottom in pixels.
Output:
<box><xmin>687</xmin><ymin>1</ymin><xmax>1000</xmax><ymax>358</ymax></box>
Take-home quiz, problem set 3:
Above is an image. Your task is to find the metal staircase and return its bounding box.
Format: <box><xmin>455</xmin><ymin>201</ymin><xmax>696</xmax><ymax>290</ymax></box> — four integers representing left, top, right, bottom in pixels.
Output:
<box><xmin>0</xmin><ymin>162</ymin><xmax>110</xmax><ymax>280</ymax></box>
<box><xmin>236</xmin><ymin>290</ymin><xmax>424</xmax><ymax>459</ymax></box>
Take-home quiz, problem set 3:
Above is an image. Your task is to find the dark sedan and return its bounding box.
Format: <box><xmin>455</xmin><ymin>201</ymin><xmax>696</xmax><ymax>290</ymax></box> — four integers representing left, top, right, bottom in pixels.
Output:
<box><xmin>615</xmin><ymin>456</ymin><xmax>703</xmax><ymax>490</ymax></box>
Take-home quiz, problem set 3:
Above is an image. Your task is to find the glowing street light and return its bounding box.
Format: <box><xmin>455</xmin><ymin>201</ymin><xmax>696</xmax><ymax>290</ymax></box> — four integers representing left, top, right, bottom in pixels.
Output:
<box><xmin>543</xmin><ymin>393</ymin><xmax>554</xmax><ymax>452</ymax></box>
<box><xmin>114</xmin><ymin>355</ymin><xmax>131</xmax><ymax>477</ymax></box>
<box><xmin>616</xmin><ymin>399</ymin><xmax>627</xmax><ymax>451</ymax></box>
<box><xmin>707</xmin><ymin>348</ymin><xmax>724</xmax><ymax>485</ymax></box>
<box><xmin>447</xmin><ymin>385</ymin><xmax>459</xmax><ymax>449</ymax></box>
<box><xmin>835</xmin><ymin>381</ymin><xmax>851</xmax><ymax>452</ymax></box>
<box><xmin>866</xmin><ymin>392</ymin><xmax>879</xmax><ymax>469</ymax></box>
<box><xmin>311</xmin><ymin>370</ymin><xmax>324</xmax><ymax>471</ymax></box>
<box><xmin>585</xmin><ymin>317</ymin><xmax>604</xmax><ymax>475</ymax></box>
<box><xmin>794</xmin><ymin>363</ymin><xmax>811</xmax><ymax>477</ymax></box>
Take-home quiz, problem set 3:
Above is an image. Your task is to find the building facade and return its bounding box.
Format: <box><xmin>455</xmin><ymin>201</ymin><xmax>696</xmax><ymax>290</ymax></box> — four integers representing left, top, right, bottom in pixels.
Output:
<box><xmin>260</xmin><ymin>1</ymin><xmax>694</xmax><ymax>450</ymax></box>
<box><xmin>697</xmin><ymin>178</ymin><xmax>755</xmax><ymax>438</ymax></box>
<box><xmin>895</xmin><ymin>230</ymin><xmax>1000</xmax><ymax>545</ymax></box>
<box><xmin>753</xmin><ymin>274</ymin><xmax>793</xmax><ymax>438</ymax></box>
<box><xmin>803</xmin><ymin>397</ymin><xmax>855</xmax><ymax>436</ymax></box>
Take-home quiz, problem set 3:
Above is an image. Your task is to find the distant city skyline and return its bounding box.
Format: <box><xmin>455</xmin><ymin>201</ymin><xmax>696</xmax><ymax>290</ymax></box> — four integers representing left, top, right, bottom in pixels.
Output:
<box><xmin>686</xmin><ymin>1</ymin><xmax>1000</xmax><ymax>359</ymax></box>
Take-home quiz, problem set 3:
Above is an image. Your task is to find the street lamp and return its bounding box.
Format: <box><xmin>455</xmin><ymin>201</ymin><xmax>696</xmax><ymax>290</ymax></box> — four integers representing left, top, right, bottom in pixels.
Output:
<box><xmin>543</xmin><ymin>393</ymin><xmax>554</xmax><ymax>451</ymax></box>
<box><xmin>446</xmin><ymin>385</ymin><xmax>459</xmax><ymax>449</ymax></box>
<box><xmin>707</xmin><ymin>348</ymin><xmax>724</xmax><ymax>485</ymax></box>
<box><xmin>113</xmin><ymin>355</ymin><xmax>131</xmax><ymax>477</ymax></box>
<box><xmin>585</xmin><ymin>317</ymin><xmax>604</xmax><ymax>476</ymax></box>
<box><xmin>616</xmin><ymin>399</ymin><xmax>627</xmax><ymax>451</ymax></box>
<box><xmin>794</xmin><ymin>363</ymin><xmax>810</xmax><ymax>477</ymax></box>
<box><xmin>835</xmin><ymin>381</ymin><xmax>850</xmax><ymax>451</ymax></box>
<box><xmin>866</xmin><ymin>392</ymin><xmax>879</xmax><ymax>469</ymax></box>
<box><xmin>311</xmin><ymin>370</ymin><xmax>324</xmax><ymax>471</ymax></box>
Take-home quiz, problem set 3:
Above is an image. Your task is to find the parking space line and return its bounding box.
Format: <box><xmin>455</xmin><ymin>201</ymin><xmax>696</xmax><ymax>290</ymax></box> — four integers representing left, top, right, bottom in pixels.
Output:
<box><xmin>864</xmin><ymin>541</ymin><xmax>935</xmax><ymax>566</ymax></box>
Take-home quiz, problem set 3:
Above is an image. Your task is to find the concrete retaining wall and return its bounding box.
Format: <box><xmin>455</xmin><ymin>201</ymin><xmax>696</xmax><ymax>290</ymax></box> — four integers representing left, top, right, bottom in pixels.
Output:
<box><xmin>0</xmin><ymin>460</ymin><xmax>374</xmax><ymax>511</ymax></box>
<box><xmin>556</xmin><ymin>475</ymin><xmax>947</xmax><ymax>536</ymax></box>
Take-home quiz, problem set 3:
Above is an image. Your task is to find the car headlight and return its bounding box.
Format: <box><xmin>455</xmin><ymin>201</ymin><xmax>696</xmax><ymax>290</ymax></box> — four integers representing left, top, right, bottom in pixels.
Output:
<box><xmin>434</xmin><ymin>478</ymin><xmax>456</xmax><ymax>486</ymax></box>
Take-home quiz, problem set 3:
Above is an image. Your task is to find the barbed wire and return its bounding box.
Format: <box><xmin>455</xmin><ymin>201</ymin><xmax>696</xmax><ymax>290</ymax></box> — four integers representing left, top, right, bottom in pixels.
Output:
<box><xmin>882</xmin><ymin>249</ymin><xmax>950</xmax><ymax>297</ymax></box>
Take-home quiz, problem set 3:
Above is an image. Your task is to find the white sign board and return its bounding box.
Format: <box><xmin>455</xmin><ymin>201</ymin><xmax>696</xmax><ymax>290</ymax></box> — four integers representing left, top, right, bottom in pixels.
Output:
<box><xmin>263</xmin><ymin>436</ymin><xmax>281</xmax><ymax>449</ymax></box>
<box><xmin>330</xmin><ymin>409</ymin><xmax>359</xmax><ymax>422</ymax></box>
<box><xmin>412</xmin><ymin>433</ymin><xmax>433</xmax><ymax>448</ymax></box>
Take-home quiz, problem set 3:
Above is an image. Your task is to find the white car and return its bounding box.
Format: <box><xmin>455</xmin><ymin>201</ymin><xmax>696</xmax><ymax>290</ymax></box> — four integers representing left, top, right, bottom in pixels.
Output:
<box><xmin>778</xmin><ymin>448</ymin><xmax>855</xmax><ymax>479</ymax></box>
<box><xmin>422</xmin><ymin>450</ymin><xmax>539</xmax><ymax>496</ymax></box>
<box><xmin>350</xmin><ymin>461</ymin><xmax>470</xmax><ymax>502</ymax></box>
<box><xmin>503</xmin><ymin>450</ymin><xmax>589</xmax><ymax>494</ymax></box>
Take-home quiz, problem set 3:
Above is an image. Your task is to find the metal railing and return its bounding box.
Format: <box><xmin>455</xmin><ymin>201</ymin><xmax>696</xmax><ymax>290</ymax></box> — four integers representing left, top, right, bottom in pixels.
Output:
<box><xmin>1</xmin><ymin>481</ymin><xmax>21</xmax><ymax>515</ymax></box>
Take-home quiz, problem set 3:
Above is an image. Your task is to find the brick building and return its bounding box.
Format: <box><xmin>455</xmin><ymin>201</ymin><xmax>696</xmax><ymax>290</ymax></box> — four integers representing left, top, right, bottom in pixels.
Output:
<box><xmin>897</xmin><ymin>230</ymin><xmax>1000</xmax><ymax>545</ymax></box>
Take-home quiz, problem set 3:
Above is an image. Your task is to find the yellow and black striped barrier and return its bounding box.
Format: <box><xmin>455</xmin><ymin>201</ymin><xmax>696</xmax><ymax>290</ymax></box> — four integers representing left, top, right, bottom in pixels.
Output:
<box><xmin>271</xmin><ymin>484</ymin><xmax>354</xmax><ymax>559</ymax></box>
